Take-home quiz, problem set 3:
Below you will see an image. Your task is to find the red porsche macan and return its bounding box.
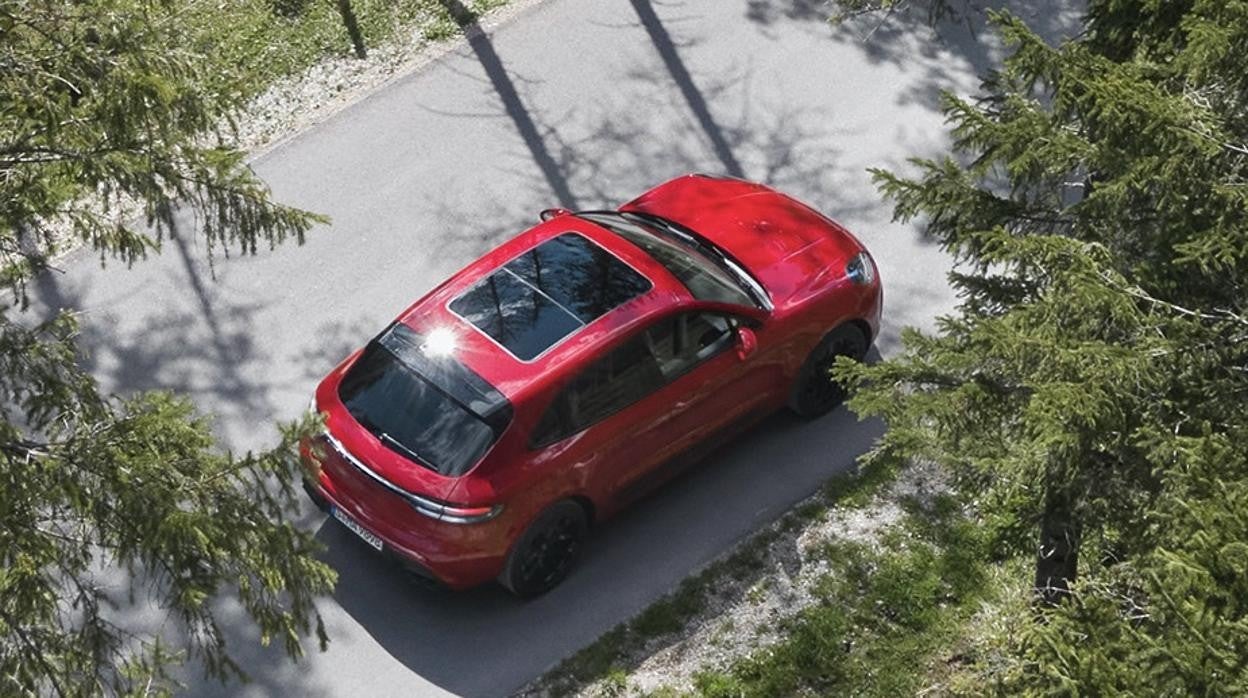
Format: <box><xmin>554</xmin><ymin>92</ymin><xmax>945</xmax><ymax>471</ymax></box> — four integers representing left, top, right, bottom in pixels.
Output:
<box><xmin>301</xmin><ymin>175</ymin><xmax>882</xmax><ymax>597</ymax></box>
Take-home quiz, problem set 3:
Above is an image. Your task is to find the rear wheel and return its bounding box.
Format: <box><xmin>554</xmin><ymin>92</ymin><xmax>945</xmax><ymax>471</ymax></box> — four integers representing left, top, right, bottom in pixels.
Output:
<box><xmin>499</xmin><ymin>500</ymin><xmax>588</xmax><ymax>598</ymax></box>
<box><xmin>788</xmin><ymin>324</ymin><xmax>868</xmax><ymax>418</ymax></box>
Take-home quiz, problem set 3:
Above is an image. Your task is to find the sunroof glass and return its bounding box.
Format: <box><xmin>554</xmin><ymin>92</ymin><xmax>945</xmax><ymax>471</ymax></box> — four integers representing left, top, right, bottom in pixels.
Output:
<box><xmin>450</xmin><ymin>233</ymin><xmax>651</xmax><ymax>361</ymax></box>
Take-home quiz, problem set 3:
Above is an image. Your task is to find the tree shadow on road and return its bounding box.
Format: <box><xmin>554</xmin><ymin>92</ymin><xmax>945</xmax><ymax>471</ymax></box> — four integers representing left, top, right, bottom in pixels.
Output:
<box><xmin>417</xmin><ymin>1</ymin><xmax>877</xmax><ymax>264</ymax></box>
<box><xmin>628</xmin><ymin>0</ymin><xmax>746</xmax><ymax>178</ymax></box>
<box><xmin>438</xmin><ymin>0</ymin><xmax>581</xmax><ymax>209</ymax></box>
<box><xmin>24</xmin><ymin>212</ymin><xmax>283</xmax><ymax>448</ymax></box>
<box><xmin>21</xmin><ymin>218</ymin><xmax>340</xmax><ymax>698</ymax></box>
<box><xmin>741</xmin><ymin>0</ymin><xmax>1085</xmax><ymax>111</ymax></box>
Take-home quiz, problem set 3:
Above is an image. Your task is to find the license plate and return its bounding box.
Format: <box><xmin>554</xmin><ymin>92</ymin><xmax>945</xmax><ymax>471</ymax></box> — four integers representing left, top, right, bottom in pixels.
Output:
<box><xmin>331</xmin><ymin>506</ymin><xmax>384</xmax><ymax>551</ymax></box>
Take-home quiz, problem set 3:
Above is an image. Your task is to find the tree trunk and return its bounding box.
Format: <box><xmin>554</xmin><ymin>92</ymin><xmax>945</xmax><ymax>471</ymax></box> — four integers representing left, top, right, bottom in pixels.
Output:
<box><xmin>439</xmin><ymin>0</ymin><xmax>477</xmax><ymax>28</ymax></box>
<box><xmin>1034</xmin><ymin>485</ymin><xmax>1081</xmax><ymax>606</ymax></box>
<box><xmin>335</xmin><ymin>0</ymin><xmax>366</xmax><ymax>59</ymax></box>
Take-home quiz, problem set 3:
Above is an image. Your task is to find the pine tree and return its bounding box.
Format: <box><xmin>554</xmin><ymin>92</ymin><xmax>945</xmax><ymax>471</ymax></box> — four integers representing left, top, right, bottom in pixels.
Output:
<box><xmin>833</xmin><ymin>0</ymin><xmax>1248</xmax><ymax>690</ymax></box>
<box><xmin>1</xmin><ymin>1</ymin><xmax>335</xmax><ymax>694</ymax></box>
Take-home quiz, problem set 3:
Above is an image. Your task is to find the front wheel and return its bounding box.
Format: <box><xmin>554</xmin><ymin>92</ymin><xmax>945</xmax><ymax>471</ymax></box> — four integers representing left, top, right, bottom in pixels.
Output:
<box><xmin>788</xmin><ymin>324</ymin><xmax>868</xmax><ymax>418</ymax></box>
<box><xmin>499</xmin><ymin>500</ymin><xmax>588</xmax><ymax>598</ymax></box>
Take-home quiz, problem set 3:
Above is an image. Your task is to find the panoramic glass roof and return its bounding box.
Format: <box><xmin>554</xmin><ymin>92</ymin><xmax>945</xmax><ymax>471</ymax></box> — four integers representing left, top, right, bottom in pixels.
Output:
<box><xmin>449</xmin><ymin>233</ymin><xmax>652</xmax><ymax>361</ymax></box>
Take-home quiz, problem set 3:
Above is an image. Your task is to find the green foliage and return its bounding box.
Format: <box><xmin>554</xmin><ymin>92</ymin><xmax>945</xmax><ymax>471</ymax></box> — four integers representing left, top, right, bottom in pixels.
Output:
<box><xmin>1</xmin><ymin>0</ymin><xmax>510</xmax><ymax>291</ymax></box>
<box><xmin>598</xmin><ymin>668</ymin><xmax>632</xmax><ymax>698</ymax></box>
<box><xmin>821</xmin><ymin>456</ymin><xmax>896</xmax><ymax>508</ymax></box>
<box><xmin>632</xmin><ymin>578</ymin><xmax>708</xmax><ymax>639</ymax></box>
<box><xmin>1006</xmin><ymin>435</ymin><xmax>1248</xmax><ymax>695</ymax></box>
<box><xmin>832</xmin><ymin>0</ymin><xmax>1248</xmax><ymax>691</ymax></box>
<box><xmin>0</xmin><ymin>0</ymin><xmax>328</xmax><ymax>293</ymax></box>
<box><xmin>1</xmin><ymin>0</ymin><xmax>515</xmax><ymax>693</ymax></box>
<box><xmin>0</xmin><ymin>311</ymin><xmax>336</xmax><ymax>696</ymax></box>
<box><xmin>0</xmin><ymin>0</ymin><xmax>345</xmax><ymax>694</ymax></box>
<box><xmin>174</xmin><ymin>0</ymin><xmax>511</xmax><ymax>98</ymax></box>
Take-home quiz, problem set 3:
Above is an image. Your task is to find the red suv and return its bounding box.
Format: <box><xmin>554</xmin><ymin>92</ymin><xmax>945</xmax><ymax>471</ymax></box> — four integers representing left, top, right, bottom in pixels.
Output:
<box><xmin>302</xmin><ymin>175</ymin><xmax>882</xmax><ymax>596</ymax></box>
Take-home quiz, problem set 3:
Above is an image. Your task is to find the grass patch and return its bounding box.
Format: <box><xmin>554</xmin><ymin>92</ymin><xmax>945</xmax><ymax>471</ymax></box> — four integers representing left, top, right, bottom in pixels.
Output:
<box><xmin>684</xmin><ymin>496</ymin><xmax>992</xmax><ymax>697</ymax></box>
<box><xmin>822</xmin><ymin>458</ymin><xmax>897</xmax><ymax>507</ymax></box>
<box><xmin>632</xmin><ymin>576</ymin><xmax>709</xmax><ymax>638</ymax></box>
<box><xmin>173</xmin><ymin>0</ymin><xmax>510</xmax><ymax>103</ymax></box>
<box><xmin>598</xmin><ymin>668</ymin><xmax>631</xmax><ymax>698</ymax></box>
<box><xmin>551</xmin><ymin>567</ymin><xmax>720</xmax><ymax>694</ymax></box>
<box><xmin>531</xmin><ymin>460</ymin><xmax>899</xmax><ymax>697</ymax></box>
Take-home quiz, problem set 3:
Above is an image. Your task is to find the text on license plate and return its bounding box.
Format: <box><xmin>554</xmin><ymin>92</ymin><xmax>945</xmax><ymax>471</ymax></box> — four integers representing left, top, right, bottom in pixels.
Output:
<box><xmin>331</xmin><ymin>506</ymin><xmax>384</xmax><ymax>551</ymax></box>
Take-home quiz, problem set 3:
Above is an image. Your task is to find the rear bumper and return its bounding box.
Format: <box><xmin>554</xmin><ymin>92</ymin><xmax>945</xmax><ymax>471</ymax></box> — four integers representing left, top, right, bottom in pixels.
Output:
<box><xmin>302</xmin><ymin>479</ymin><xmax>444</xmax><ymax>584</ymax></box>
<box><xmin>302</xmin><ymin>469</ymin><xmax>509</xmax><ymax>590</ymax></box>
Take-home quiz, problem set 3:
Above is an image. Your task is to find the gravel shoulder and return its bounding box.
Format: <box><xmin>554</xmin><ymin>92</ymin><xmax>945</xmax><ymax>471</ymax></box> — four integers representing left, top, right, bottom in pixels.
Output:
<box><xmin>521</xmin><ymin>461</ymin><xmax>952</xmax><ymax>697</ymax></box>
<box><xmin>240</xmin><ymin>0</ymin><xmax>549</xmax><ymax>160</ymax></box>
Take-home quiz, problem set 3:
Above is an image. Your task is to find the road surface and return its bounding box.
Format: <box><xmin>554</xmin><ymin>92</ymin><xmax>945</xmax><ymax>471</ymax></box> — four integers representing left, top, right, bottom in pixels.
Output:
<box><xmin>30</xmin><ymin>0</ymin><xmax>1078</xmax><ymax>695</ymax></box>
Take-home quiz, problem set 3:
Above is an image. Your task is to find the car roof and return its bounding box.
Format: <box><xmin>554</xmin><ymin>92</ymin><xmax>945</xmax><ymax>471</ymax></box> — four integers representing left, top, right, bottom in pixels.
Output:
<box><xmin>394</xmin><ymin>215</ymin><xmax>692</xmax><ymax>405</ymax></box>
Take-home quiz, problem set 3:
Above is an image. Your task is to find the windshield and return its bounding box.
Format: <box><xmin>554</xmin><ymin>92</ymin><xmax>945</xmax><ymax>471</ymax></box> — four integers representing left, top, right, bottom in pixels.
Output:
<box><xmin>580</xmin><ymin>212</ymin><xmax>766</xmax><ymax>310</ymax></box>
<box><xmin>338</xmin><ymin>325</ymin><xmax>508</xmax><ymax>476</ymax></box>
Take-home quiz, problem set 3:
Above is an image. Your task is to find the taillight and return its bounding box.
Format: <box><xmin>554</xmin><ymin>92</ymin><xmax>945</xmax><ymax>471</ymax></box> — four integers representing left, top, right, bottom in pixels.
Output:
<box><xmin>405</xmin><ymin>496</ymin><xmax>502</xmax><ymax>524</ymax></box>
<box><xmin>299</xmin><ymin>434</ymin><xmax>329</xmax><ymax>481</ymax></box>
<box><xmin>320</xmin><ymin>432</ymin><xmax>501</xmax><ymax>524</ymax></box>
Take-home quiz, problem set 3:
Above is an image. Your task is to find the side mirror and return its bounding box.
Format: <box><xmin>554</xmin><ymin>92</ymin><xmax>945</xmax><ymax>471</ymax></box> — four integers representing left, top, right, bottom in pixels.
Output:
<box><xmin>540</xmin><ymin>207</ymin><xmax>571</xmax><ymax>222</ymax></box>
<box><xmin>735</xmin><ymin>326</ymin><xmax>758</xmax><ymax>361</ymax></box>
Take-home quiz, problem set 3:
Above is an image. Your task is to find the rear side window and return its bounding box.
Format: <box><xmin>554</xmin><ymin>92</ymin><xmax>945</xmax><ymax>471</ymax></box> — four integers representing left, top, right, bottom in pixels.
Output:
<box><xmin>338</xmin><ymin>325</ymin><xmax>510</xmax><ymax>476</ymax></box>
<box><xmin>531</xmin><ymin>332</ymin><xmax>664</xmax><ymax>446</ymax></box>
<box><xmin>531</xmin><ymin>312</ymin><xmax>735</xmax><ymax>446</ymax></box>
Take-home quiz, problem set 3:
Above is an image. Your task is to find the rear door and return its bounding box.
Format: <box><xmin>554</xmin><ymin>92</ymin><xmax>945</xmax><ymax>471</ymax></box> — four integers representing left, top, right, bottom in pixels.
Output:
<box><xmin>528</xmin><ymin>330</ymin><xmax>672</xmax><ymax>508</ymax></box>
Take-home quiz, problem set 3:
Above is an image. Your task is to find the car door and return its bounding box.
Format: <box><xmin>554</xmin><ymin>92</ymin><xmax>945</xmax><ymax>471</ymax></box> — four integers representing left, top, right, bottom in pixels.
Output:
<box><xmin>529</xmin><ymin>310</ymin><xmax>773</xmax><ymax>509</ymax></box>
<box><xmin>611</xmin><ymin>311</ymin><xmax>774</xmax><ymax>499</ymax></box>
<box><xmin>527</xmin><ymin>328</ymin><xmax>673</xmax><ymax>508</ymax></box>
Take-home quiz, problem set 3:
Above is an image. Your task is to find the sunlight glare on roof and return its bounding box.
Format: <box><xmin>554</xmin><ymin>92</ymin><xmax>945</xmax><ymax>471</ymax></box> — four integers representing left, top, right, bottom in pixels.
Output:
<box><xmin>422</xmin><ymin>326</ymin><xmax>458</xmax><ymax>358</ymax></box>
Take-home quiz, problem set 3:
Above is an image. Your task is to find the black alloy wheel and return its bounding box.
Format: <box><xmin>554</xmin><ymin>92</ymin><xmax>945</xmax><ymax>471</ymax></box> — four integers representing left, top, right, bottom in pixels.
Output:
<box><xmin>789</xmin><ymin>325</ymin><xmax>869</xmax><ymax>418</ymax></box>
<box><xmin>500</xmin><ymin>500</ymin><xmax>588</xmax><ymax>598</ymax></box>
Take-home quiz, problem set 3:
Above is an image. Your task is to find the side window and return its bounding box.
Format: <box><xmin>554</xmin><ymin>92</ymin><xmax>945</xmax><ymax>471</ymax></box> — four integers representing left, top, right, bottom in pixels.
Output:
<box><xmin>646</xmin><ymin>312</ymin><xmax>735</xmax><ymax>380</ymax></box>
<box><xmin>531</xmin><ymin>333</ymin><xmax>665</xmax><ymax>446</ymax></box>
<box><xmin>531</xmin><ymin>313</ymin><xmax>737</xmax><ymax>447</ymax></box>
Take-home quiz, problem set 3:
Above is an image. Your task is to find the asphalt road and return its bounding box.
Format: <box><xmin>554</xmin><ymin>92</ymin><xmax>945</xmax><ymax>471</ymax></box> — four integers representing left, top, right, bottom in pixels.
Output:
<box><xmin>30</xmin><ymin>0</ymin><xmax>1079</xmax><ymax>695</ymax></box>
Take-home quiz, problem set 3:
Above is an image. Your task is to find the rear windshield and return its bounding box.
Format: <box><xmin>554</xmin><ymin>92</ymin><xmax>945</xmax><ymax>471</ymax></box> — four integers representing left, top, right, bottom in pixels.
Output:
<box><xmin>338</xmin><ymin>325</ymin><xmax>509</xmax><ymax>476</ymax></box>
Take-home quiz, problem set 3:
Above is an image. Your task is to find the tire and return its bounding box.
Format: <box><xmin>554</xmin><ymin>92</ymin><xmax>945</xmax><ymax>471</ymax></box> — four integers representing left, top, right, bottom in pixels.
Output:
<box><xmin>788</xmin><ymin>324</ymin><xmax>869</xmax><ymax>419</ymax></box>
<box><xmin>499</xmin><ymin>500</ymin><xmax>588</xmax><ymax>598</ymax></box>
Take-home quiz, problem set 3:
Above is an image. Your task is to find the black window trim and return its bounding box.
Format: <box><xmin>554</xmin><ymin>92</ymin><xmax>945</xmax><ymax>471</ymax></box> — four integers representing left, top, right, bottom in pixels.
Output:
<box><xmin>445</xmin><ymin>231</ymin><xmax>655</xmax><ymax>364</ymax></box>
<box><xmin>527</xmin><ymin>310</ymin><xmax>743</xmax><ymax>450</ymax></box>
